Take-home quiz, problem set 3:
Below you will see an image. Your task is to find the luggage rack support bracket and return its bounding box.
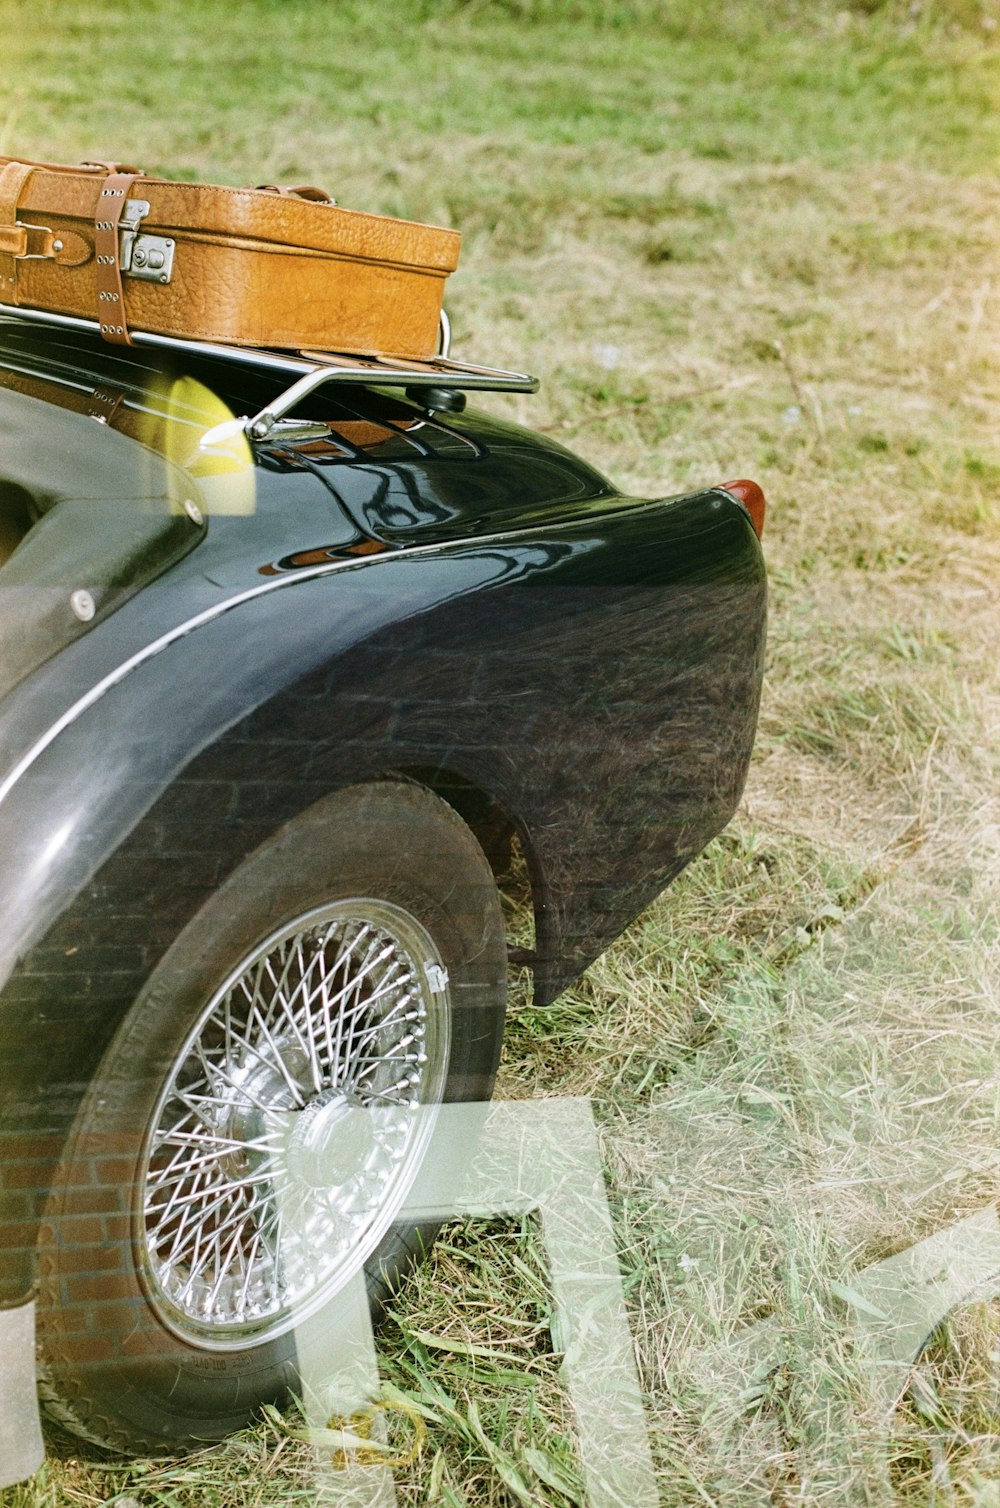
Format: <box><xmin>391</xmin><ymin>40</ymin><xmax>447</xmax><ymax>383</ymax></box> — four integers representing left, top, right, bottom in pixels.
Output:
<box><xmin>244</xmin><ymin>358</ymin><xmax>532</xmax><ymax>440</ymax></box>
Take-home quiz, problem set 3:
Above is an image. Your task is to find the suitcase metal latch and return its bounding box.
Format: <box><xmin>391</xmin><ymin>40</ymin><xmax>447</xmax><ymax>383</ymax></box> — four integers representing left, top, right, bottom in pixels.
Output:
<box><xmin>119</xmin><ymin>199</ymin><xmax>175</xmax><ymax>285</ymax></box>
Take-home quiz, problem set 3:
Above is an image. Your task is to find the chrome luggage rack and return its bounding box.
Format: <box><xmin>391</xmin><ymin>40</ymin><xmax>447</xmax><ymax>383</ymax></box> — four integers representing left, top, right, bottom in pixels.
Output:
<box><xmin>0</xmin><ymin>306</ymin><xmax>539</xmax><ymax>441</ymax></box>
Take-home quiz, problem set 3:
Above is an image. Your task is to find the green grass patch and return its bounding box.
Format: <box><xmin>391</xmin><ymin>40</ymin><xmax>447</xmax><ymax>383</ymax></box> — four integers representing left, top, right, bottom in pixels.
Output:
<box><xmin>2</xmin><ymin>0</ymin><xmax>1000</xmax><ymax>1502</ymax></box>
<box><xmin>2</xmin><ymin>0</ymin><xmax>999</xmax><ymax>177</ymax></box>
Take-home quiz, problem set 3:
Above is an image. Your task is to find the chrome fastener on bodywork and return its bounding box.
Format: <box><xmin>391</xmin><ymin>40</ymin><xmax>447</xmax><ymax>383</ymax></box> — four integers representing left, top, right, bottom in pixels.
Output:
<box><xmin>247</xmin><ymin>417</ymin><xmax>334</xmax><ymax>444</ymax></box>
<box><xmin>69</xmin><ymin>590</ymin><xmax>95</xmax><ymax>622</ymax></box>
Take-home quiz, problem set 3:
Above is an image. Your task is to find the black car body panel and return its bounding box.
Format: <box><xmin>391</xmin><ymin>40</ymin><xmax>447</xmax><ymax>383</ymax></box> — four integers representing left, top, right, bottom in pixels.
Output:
<box><xmin>0</xmin><ymin>315</ymin><xmax>766</xmax><ymax>1311</ymax></box>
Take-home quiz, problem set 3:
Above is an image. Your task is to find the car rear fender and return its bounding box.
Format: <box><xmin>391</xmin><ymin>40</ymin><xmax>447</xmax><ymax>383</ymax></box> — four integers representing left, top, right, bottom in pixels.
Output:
<box><xmin>0</xmin><ymin>490</ymin><xmax>765</xmax><ymax>1295</ymax></box>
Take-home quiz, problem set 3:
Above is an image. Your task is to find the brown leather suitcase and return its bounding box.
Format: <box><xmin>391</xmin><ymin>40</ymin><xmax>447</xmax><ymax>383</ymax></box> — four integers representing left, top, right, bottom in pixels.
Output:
<box><xmin>0</xmin><ymin>156</ymin><xmax>460</xmax><ymax>357</ymax></box>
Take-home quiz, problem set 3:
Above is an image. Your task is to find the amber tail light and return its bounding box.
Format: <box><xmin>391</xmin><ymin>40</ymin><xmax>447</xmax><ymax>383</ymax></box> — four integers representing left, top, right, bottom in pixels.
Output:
<box><xmin>721</xmin><ymin>479</ymin><xmax>766</xmax><ymax>538</ymax></box>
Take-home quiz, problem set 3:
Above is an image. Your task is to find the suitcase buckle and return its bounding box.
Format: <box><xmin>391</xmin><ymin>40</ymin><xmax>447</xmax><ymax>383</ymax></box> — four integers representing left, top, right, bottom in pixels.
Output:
<box><xmin>118</xmin><ymin>199</ymin><xmax>175</xmax><ymax>285</ymax></box>
<box><xmin>13</xmin><ymin>221</ymin><xmax>59</xmax><ymax>260</ymax></box>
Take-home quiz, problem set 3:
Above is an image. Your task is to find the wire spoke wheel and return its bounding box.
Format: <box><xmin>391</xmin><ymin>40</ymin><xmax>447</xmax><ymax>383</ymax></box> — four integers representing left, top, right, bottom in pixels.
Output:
<box><xmin>37</xmin><ymin>783</ymin><xmax>506</xmax><ymax>1453</ymax></box>
<box><xmin>139</xmin><ymin>899</ymin><xmax>450</xmax><ymax>1348</ymax></box>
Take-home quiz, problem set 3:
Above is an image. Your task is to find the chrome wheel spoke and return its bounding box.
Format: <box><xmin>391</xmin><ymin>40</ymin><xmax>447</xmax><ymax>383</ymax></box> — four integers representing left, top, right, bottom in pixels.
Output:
<box><xmin>139</xmin><ymin>899</ymin><xmax>449</xmax><ymax>1349</ymax></box>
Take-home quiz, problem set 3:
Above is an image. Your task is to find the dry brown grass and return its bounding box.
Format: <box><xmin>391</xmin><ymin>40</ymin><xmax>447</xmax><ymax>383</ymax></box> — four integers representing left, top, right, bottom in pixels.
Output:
<box><xmin>1</xmin><ymin>0</ymin><xmax>999</xmax><ymax>1502</ymax></box>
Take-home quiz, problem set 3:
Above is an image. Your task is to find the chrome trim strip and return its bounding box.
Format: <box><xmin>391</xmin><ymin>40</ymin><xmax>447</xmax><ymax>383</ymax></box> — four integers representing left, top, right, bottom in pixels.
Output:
<box><xmin>0</xmin><ymin>561</ymin><xmax>360</xmax><ymax>808</ymax></box>
<box><xmin>0</xmin><ymin>500</ymin><xmax>647</xmax><ymax>808</ymax></box>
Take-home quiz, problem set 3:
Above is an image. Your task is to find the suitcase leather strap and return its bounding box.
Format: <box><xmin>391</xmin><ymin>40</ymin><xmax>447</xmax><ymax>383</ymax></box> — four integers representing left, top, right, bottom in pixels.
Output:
<box><xmin>0</xmin><ymin>161</ymin><xmax>41</xmax><ymax>289</ymax></box>
<box><xmin>0</xmin><ymin>160</ymin><xmax>93</xmax><ymax>290</ymax></box>
<box><xmin>0</xmin><ymin>159</ymin><xmax>48</xmax><ymax>294</ymax></box>
<box><xmin>94</xmin><ymin>170</ymin><xmax>141</xmax><ymax>345</ymax></box>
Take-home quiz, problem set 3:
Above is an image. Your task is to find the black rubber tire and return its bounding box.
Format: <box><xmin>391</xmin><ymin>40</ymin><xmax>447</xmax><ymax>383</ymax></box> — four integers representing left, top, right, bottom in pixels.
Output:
<box><xmin>35</xmin><ymin>781</ymin><xmax>506</xmax><ymax>1454</ymax></box>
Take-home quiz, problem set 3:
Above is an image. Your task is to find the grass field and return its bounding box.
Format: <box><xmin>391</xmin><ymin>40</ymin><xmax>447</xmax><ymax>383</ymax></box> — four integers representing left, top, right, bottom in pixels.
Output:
<box><xmin>1</xmin><ymin>0</ymin><xmax>999</xmax><ymax>1502</ymax></box>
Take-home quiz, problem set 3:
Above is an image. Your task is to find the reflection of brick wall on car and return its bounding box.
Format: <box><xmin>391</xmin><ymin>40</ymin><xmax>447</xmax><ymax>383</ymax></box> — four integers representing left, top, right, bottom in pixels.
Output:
<box><xmin>0</xmin><ymin>498</ymin><xmax>764</xmax><ymax>1305</ymax></box>
<box><xmin>38</xmin><ymin>1185</ymin><xmax>131</xmax><ymax>1371</ymax></box>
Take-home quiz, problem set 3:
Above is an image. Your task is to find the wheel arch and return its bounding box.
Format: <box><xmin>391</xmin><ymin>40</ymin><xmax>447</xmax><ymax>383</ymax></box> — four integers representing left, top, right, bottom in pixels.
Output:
<box><xmin>382</xmin><ymin>762</ymin><xmax>552</xmax><ymax>978</ymax></box>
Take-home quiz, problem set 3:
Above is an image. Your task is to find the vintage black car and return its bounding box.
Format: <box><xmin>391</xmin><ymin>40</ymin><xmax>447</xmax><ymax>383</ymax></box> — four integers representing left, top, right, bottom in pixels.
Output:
<box><xmin>0</xmin><ymin>307</ymin><xmax>767</xmax><ymax>1461</ymax></box>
